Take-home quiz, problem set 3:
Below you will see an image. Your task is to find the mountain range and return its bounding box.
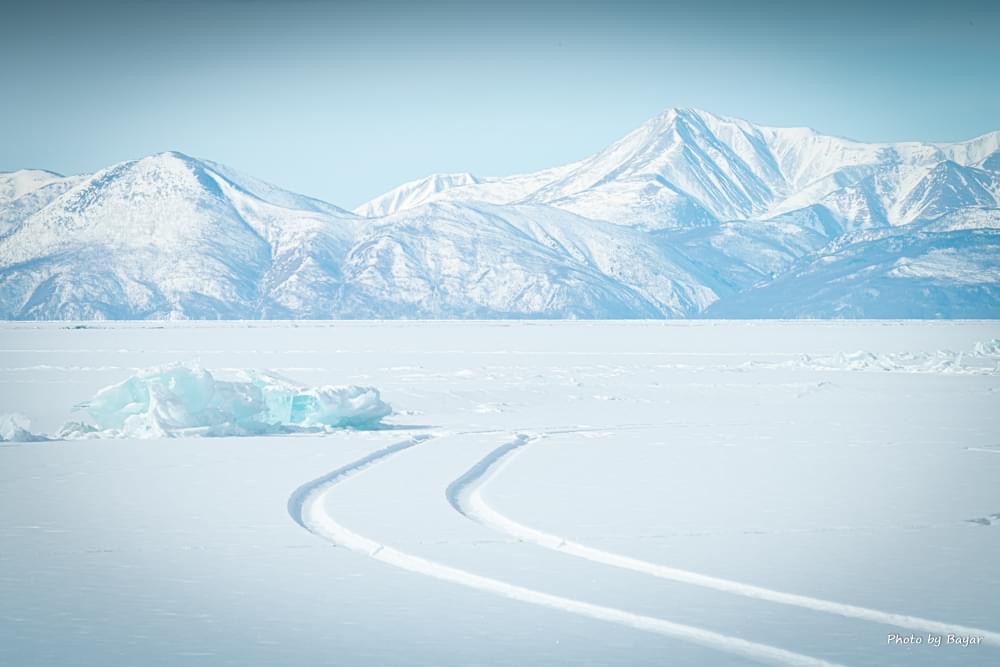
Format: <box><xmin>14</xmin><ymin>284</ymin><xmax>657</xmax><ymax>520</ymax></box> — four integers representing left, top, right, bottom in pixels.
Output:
<box><xmin>2</xmin><ymin>108</ymin><xmax>998</xmax><ymax>319</ymax></box>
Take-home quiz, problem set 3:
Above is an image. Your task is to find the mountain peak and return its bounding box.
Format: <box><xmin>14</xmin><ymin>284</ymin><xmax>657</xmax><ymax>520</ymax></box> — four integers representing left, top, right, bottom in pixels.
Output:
<box><xmin>0</xmin><ymin>167</ymin><xmax>64</xmax><ymax>179</ymax></box>
<box><xmin>0</xmin><ymin>168</ymin><xmax>73</xmax><ymax>204</ymax></box>
<box><xmin>353</xmin><ymin>171</ymin><xmax>480</xmax><ymax>217</ymax></box>
<box><xmin>637</xmin><ymin>108</ymin><xmax>765</xmax><ymax>148</ymax></box>
<box><xmin>655</xmin><ymin>107</ymin><xmax>717</xmax><ymax>121</ymax></box>
<box><xmin>156</xmin><ymin>149</ymin><xmax>193</xmax><ymax>160</ymax></box>
<box><xmin>646</xmin><ymin>107</ymin><xmax>721</xmax><ymax>130</ymax></box>
<box><xmin>136</xmin><ymin>150</ymin><xmax>203</xmax><ymax>169</ymax></box>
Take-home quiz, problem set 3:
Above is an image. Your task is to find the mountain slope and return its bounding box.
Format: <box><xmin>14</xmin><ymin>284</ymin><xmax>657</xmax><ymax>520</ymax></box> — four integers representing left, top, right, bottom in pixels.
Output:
<box><xmin>704</xmin><ymin>229</ymin><xmax>1000</xmax><ymax>318</ymax></box>
<box><xmin>337</xmin><ymin>201</ymin><xmax>714</xmax><ymax>318</ymax></box>
<box><xmin>0</xmin><ymin>153</ymin><xmax>361</xmax><ymax>319</ymax></box>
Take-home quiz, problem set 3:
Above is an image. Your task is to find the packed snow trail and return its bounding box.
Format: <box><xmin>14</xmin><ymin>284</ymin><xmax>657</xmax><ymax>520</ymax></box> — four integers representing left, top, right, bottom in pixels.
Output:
<box><xmin>287</xmin><ymin>435</ymin><xmax>432</xmax><ymax>529</ymax></box>
<box><xmin>448</xmin><ymin>434</ymin><xmax>1000</xmax><ymax>647</ymax></box>
<box><xmin>288</xmin><ymin>433</ymin><xmax>842</xmax><ymax>667</ymax></box>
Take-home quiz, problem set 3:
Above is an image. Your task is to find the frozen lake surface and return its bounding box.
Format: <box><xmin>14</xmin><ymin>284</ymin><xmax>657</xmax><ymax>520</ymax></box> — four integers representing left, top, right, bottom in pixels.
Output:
<box><xmin>1</xmin><ymin>320</ymin><xmax>999</xmax><ymax>666</ymax></box>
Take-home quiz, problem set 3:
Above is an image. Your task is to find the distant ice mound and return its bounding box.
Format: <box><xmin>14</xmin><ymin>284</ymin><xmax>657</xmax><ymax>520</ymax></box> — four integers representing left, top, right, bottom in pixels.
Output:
<box><xmin>0</xmin><ymin>413</ymin><xmax>48</xmax><ymax>442</ymax></box>
<box><xmin>739</xmin><ymin>339</ymin><xmax>1000</xmax><ymax>375</ymax></box>
<box><xmin>61</xmin><ymin>365</ymin><xmax>392</xmax><ymax>439</ymax></box>
<box><xmin>974</xmin><ymin>338</ymin><xmax>1000</xmax><ymax>357</ymax></box>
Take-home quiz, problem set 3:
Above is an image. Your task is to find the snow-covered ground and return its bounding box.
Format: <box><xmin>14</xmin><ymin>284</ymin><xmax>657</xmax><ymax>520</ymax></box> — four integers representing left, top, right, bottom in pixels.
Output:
<box><xmin>1</xmin><ymin>321</ymin><xmax>999</xmax><ymax>666</ymax></box>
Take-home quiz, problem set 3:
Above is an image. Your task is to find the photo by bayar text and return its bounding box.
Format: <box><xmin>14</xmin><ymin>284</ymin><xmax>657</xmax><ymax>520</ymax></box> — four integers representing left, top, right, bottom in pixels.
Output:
<box><xmin>888</xmin><ymin>633</ymin><xmax>983</xmax><ymax>648</ymax></box>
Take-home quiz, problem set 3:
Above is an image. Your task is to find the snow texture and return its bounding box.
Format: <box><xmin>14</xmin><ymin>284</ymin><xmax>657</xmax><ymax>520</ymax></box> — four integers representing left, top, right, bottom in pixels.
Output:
<box><xmin>1</xmin><ymin>321</ymin><xmax>999</xmax><ymax>666</ymax></box>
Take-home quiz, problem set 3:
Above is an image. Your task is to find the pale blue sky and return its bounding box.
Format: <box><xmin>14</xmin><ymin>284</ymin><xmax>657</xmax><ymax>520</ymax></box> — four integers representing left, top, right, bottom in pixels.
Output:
<box><xmin>3</xmin><ymin>0</ymin><xmax>998</xmax><ymax>207</ymax></box>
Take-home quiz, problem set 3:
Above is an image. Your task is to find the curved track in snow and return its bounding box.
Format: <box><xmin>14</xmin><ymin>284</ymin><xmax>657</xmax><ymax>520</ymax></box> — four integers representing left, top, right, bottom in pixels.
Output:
<box><xmin>447</xmin><ymin>433</ymin><xmax>1000</xmax><ymax>647</ymax></box>
<box><xmin>288</xmin><ymin>433</ymin><xmax>842</xmax><ymax>667</ymax></box>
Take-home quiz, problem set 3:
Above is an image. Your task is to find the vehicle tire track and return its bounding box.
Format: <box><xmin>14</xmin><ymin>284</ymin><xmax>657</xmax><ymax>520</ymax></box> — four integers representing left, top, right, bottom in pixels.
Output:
<box><xmin>289</xmin><ymin>433</ymin><xmax>841</xmax><ymax>667</ymax></box>
<box><xmin>447</xmin><ymin>433</ymin><xmax>1000</xmax><ymax>647</ymax></box>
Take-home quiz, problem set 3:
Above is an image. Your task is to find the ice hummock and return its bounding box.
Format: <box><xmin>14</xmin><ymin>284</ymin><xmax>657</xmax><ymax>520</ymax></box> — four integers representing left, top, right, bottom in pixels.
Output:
<box><xmin>973</xmin><ymin>338</ymin><xmax>1000</xmax><ymax>357</ymax></box>
<box><xmin>0</xmin><ymin>413</ymin><xmax>48</xmax><ymax>442</ymax></box>
<box><xmin>60</xmin><ymin>364</ymin><xmax>392</xmax><ymax>439</ymax></box>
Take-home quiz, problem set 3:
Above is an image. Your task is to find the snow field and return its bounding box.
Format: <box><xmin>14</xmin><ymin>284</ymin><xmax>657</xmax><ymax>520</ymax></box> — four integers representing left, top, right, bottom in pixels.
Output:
<box><xmin>1</xmin><ymin>320</ymin><xmax>999</xmax><ymax>666</ymax></box>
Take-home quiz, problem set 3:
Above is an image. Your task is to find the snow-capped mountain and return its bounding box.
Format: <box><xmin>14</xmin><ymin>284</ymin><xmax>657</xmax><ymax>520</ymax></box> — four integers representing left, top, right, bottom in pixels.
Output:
<box><xmin>0</xmin><ymin>153</ymin><xmax>362</xmax><ymax>319</ymax></box>
<box><xmin>353</xmin><ymin>172</ymin><xmax>480</xmax><ymax>218</ymax></box>
<box><xmin>354</xmin><ymin>108</ymin><xmax>1000</xmax><ymax>232</ymax></box>
<box><xmin>1</xmin><ymin>109</ymin><xmax>998</xmax><ymax>319</ymax></box>
<box><xmin>0</xmin><ymin>152</ymin><xmax>710</xmax><ymax>318</ymax></box>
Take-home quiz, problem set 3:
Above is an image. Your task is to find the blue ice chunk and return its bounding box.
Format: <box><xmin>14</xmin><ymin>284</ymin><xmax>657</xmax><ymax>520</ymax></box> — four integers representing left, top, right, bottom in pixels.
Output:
<box><xmin>64</xmin><ymin>364</ymin><xmax>392</xmax><ymax>438</ymax></box>
<box><xmin>0</xmin><ymin>413</ymin><xmax>48</xmax><ymax>442</ymax></box>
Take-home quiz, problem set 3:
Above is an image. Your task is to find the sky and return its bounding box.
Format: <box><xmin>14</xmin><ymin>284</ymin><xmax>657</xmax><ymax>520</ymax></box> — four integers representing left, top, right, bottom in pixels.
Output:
<box><xmin>3</xmin><ymin>0</ymin><xmax>999</xmax><ymax>208</ymax></box>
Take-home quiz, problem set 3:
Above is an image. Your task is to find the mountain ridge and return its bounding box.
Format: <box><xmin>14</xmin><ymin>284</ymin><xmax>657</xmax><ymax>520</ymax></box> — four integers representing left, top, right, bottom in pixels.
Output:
<box><xmin>352</xmin><ymin>108</ymin><xmax>1000</xmax><ymax>230</ymax></box>
<box><xmin>1</xmin><ymin>108</ymin><xmax>998</xmax><ymax>320</ymax></box>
